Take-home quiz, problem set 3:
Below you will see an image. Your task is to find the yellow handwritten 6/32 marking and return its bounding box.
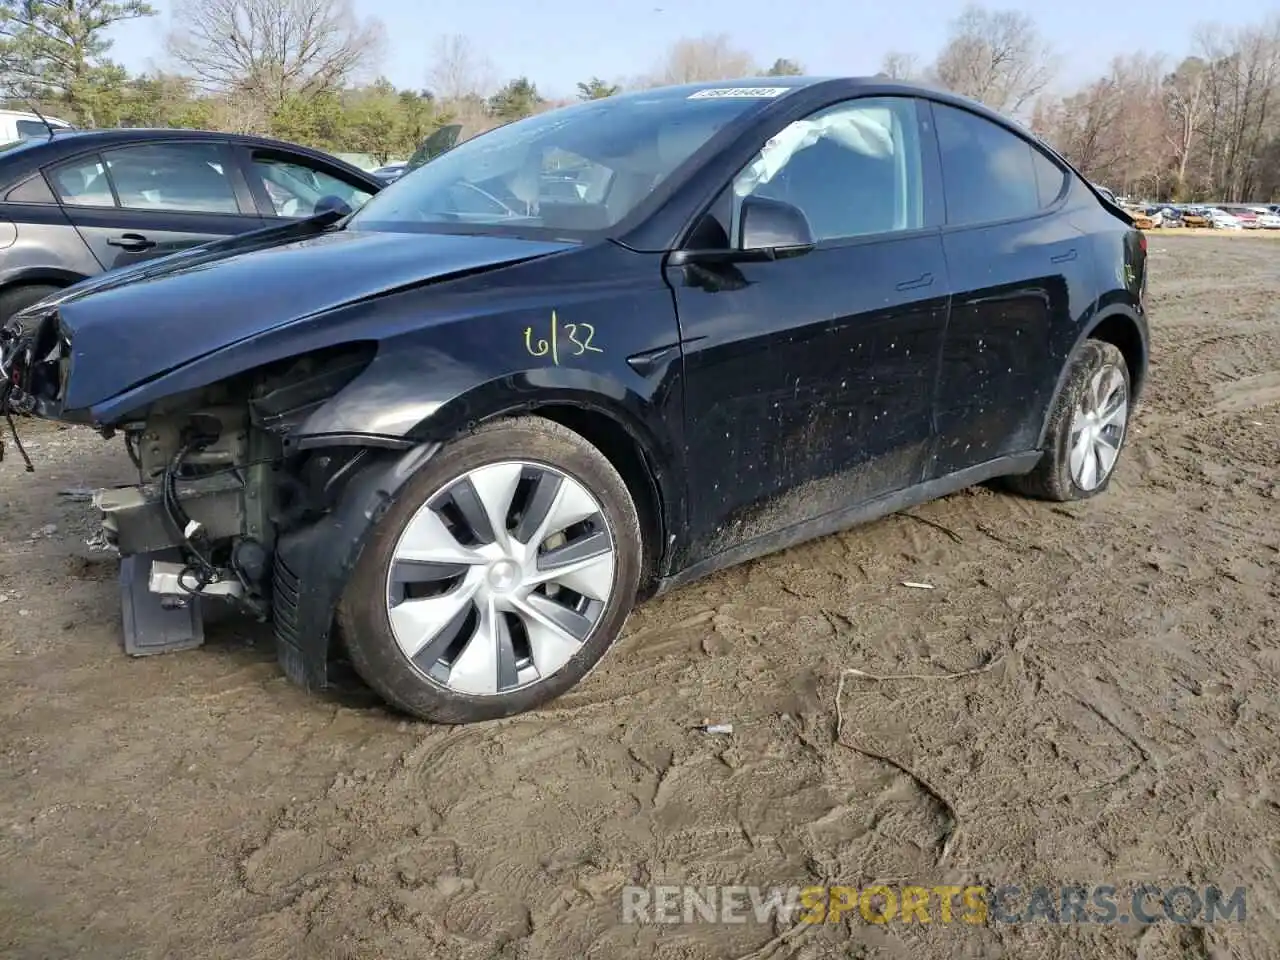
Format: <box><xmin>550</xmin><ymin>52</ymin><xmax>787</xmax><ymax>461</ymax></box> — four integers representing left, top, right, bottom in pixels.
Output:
<box><xmin>524</xmin><ymin>310</ymin><xmax>603</xmax><ymax>365</ymax></box>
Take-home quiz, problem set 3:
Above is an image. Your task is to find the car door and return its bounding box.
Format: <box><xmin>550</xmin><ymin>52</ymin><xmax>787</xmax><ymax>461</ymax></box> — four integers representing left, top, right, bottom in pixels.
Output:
<box><xmin>237</xmin><ymin>147</ymin><xmax>377</xmax><ymax>222</ymax></box>
<box><xmin>44</xmin><ymin>140</ymin><xmax>262</xmax><ymax>272</ymax></box>
<box><xmin>670</xmin><ymin>95</ymin><xmax>950</xmax><ymax>565</ymax></box>
<box><xmin>0</xmin><ymin>169</ymin><xmax>106</xmax><ymax>293</ymax></box>
<box><xmin>926</xmin><ymin>100</ymin><xmax>1094</xmax><ymax>478</ymax></box>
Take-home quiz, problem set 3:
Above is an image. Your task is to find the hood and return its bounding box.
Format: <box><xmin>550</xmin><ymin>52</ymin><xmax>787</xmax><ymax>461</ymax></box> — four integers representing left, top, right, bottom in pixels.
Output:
<box><xmin>51</xmin><ymin>225</ymin><xmax>577</xmax><ymax>412</ymax></box>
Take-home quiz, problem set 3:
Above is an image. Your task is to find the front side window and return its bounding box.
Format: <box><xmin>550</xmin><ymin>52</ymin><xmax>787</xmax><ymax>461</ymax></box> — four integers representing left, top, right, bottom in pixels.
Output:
<box><xmin>728</xmin><ymin>97</ymin><xmax>925</xmax><ymax>243</ymax></box>
<box><xmin>100</xmin><ymin>142</ymin><xmax>241</xmax><ymax>214</ymax></box>
<box><xmin>251</xmin><ymin>155</ymin><xmax>373</xmax><ymax>218</ymax></box>
<box><xmin>349</xmin><ymin>85</ymin><xmax>785</xmax><ymax>236</ymax></box>
<box><xmin>933</xmin><ymin>103</ymin><xmax>1050</xmax><ymax>226</ymax></box>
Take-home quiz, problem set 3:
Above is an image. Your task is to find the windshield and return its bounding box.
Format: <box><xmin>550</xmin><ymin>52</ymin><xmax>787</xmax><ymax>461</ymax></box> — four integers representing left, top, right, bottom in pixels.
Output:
<box><xmin>348</xmin><ymin>84</ymin><xmax>795</xmax><ymax>237</ymax></box>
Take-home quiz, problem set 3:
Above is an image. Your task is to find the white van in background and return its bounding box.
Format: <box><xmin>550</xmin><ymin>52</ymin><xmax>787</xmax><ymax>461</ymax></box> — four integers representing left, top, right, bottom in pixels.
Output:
<box><xmin>0</xmin><ymin>108</ymin><xmax>75</xmax><ymax>142</ymax></box>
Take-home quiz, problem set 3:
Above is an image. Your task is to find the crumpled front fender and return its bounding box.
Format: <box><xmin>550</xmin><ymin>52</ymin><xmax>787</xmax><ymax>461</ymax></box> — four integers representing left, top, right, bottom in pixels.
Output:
<box><xmin>273</xmin><ymin>442</ymin><xmax>441</xmax><ymax>690</ymax></box>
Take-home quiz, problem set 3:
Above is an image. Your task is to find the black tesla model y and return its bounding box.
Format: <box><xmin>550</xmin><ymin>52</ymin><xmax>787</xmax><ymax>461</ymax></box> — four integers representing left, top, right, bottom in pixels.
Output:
<box><xmin>1</xmin><ymin>77</ymin><xmax>1148</xmax><ymax>723</ymax></box>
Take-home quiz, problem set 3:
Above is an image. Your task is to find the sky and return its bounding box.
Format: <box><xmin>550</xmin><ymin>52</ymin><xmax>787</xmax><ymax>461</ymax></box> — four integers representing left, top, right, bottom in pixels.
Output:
<box><xmin>106</xmin><ymin>0</ymin><xmax>1272</xmax><ymax>101</ymax></box>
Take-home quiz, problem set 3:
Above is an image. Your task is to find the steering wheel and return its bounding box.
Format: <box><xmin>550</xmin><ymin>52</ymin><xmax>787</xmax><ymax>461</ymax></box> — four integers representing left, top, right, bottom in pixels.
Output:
<box><xmin>455</xmin><ymin>179</ymin><xmax>523</xmax><ymax>218</ymax></box>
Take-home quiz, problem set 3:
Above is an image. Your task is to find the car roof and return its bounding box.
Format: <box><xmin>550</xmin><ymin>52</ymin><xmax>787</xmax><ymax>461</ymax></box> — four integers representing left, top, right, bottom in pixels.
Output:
<box><xmin>0</xmin><ymin>127</ymin><xmax>382</xmax><ymax>190</ymax></box>
<box><xmin>4</xmin><ymin>126</ymin><xmax>326</xmax><ymax>150</ymax></box>
<box><xmin>601</xmin><ymin>75</ymin><xmax>1047</xmax><ymax>143</ymax></box>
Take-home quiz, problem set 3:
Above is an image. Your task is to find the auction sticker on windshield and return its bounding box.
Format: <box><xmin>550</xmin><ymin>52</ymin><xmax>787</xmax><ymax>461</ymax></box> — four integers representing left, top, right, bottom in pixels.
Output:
<box><xmin>687</xmin><ymin>87</ymin><xmax>790</xmax><ymax>99</ymax></box>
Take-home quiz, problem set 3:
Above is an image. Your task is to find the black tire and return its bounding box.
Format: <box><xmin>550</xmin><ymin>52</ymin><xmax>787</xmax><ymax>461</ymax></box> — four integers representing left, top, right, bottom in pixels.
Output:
<box><xmin>1005</xmin><ymin>340</ymin><xmax>1132</xmax><ymax>502</ymax></box>
<box><xmin>0</xmin><ymin>284</ymin><xmax>61</xmax><ymax>325</ymax></box>
<box><xmin>336</xmin><ymin>416</ymin><xmax>643</xmax><ymax>723</ymax></box>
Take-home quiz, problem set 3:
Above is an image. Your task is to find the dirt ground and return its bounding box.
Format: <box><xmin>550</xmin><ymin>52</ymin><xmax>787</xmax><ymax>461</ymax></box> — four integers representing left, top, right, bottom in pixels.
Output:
<box><xmin>1</xmin><ymin>234</ymin><xmax>1277</xmax><ymax>960</ymax></box>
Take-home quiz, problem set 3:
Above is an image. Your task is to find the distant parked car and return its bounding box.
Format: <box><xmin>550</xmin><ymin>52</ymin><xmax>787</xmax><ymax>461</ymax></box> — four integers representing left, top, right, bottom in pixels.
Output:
<box><xmin>0</xmin><ymin>108</ymin><xmax>74</xmax><ymax>143</ymax></box>
<box><xmin>1205</xmin><ymin>208</ymin><xmax>1243</xmax><ymax>230</ymax></box>
<box><xmin>1256</xmin><ymin>211</ymin><xmax>1280</xmax><ymax>229</ymax></box>
<box><xmin>372</xmin><ymin>162</ymin><xmax>408</xmax><ymax>183</ymax></box>
<box><xmin>1180</xmin><ymin>207</ymin><xmax>1210</xmax><ymax>228</ymax></box>
<box><xmin>0</xmin><ymin>127</ymin><xmax>385</xmax><ymax>321</ymax></box>
<box><xmin>1236</xmin><ymin>207</ymin><xmax>1278</xmax><ymax>228</ymax></box>
<box><xmin>1129</xmin><ymin>209</ymin><xmax>1157</xmax><ymax>230</ymax></box>
<box><xmin>1230</xmin><ymin>208</ymin><xmax>1259</xmax><ymax>228</ymax></box>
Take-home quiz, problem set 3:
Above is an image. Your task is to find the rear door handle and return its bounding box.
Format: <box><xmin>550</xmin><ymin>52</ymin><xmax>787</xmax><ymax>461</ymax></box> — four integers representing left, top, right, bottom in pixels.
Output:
<box><xmin>895</xmin><ymin>272</ymin><xmax>934</xmax><ymax>291</ymax></box>
<box><xmin>105</xmin><ymin>233</ymin><xmax>156</xmax><ymax>252</ymax></box>
<box><xmin>1050</xmin><ymin>248</ymin><xmax>1077</xmax><ymax>263</ymax></box>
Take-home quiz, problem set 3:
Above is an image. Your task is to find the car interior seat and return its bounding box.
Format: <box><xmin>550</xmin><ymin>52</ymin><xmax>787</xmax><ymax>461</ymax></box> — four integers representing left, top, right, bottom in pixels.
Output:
<box><xmin>565</xmin><ymin>116</ymin><xmax>723</xmax><ymax>232</ymax></box>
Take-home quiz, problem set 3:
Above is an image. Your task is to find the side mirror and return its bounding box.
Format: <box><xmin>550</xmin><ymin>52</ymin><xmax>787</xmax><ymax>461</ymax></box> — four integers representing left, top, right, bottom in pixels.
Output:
<box><xmin>667</xmin><ymin>196</ymin><xmax>816</xmax><ymax>268</ymax></box>
<box><xmin>739</xmin><ymin>194</ymin><xmax>814</xmax><ymax>251</ymax></box>
<box><xmin>314</xmin><ymin>195</ymin><xmax>352</xmax><ymax>217</ymax></box>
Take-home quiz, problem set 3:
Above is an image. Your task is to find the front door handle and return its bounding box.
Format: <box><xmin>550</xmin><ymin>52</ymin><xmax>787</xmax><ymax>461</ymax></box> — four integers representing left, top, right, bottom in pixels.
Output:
<box><xmin>895</xmin><ymin>272</ymin><xmax>934</xmax><ymax>291</ymax></box>
<box><xmin>1050</xmin><ymin>248</ymin><xmax>1077</xmax><ymax>264</ymax></box>
<box><xmin>105</xmin><ymin>233</ymin><xmax>156</xmax><ymax>252</ymax></box>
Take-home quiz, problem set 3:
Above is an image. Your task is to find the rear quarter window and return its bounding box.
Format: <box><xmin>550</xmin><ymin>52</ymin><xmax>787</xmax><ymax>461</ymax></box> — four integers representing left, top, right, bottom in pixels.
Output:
<box><xmin>14</xmin><ymin>120</ymin><xmax>51</xmax><ymax>139</ymax></box>
<box><xmin>5</xmin><ymin>174</ymin><xmax>56</xmax><ymax>204</ymax></box>
<box><xmin>1031</xmin><ymin>148</ymin><xmax>1067</xmax><ymax>207</ymax></box>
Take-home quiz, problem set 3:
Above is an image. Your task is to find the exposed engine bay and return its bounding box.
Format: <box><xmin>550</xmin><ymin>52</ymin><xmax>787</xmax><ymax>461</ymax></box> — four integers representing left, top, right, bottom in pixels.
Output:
<box><xmin>2</xmin><ymin>308</ymin><xmax>384</xmax><ymax>659</ymax></box>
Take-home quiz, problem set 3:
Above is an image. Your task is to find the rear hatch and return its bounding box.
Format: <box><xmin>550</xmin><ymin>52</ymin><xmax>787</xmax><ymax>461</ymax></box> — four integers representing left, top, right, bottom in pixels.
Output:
<box><xmin>406</xmin><ymin>124</ymin><xmax>462</xmax><ymax>172</ymax></box>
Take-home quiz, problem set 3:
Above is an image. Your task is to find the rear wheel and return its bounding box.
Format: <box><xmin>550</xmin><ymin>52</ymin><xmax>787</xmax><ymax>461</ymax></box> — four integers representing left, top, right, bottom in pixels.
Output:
<box><xmin>337</xmin><ymin>417</ymin><xmax>643</xmax><ymax>723</ymax></box>
<box><xmin>0</xmin><ymin>284</ymin><xmax>61</xmax><ymax>325</ymax></box>
<box><xmin>1006</xmin><ymin>340</ymin><xmax>1131</xmax><ymax>501</ymax></box>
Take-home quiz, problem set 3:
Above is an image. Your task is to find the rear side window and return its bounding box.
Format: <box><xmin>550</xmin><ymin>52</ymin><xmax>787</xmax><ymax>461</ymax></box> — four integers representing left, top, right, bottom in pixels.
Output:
<box><xmin>48</xmin><ymin>157</ymin><xmax>116</xmax><ymax>207</ymax></box>
<box><xmin>933</xmin><ymin>102</ymin><xmax>1048</xmax><ymax>226</ymax></box>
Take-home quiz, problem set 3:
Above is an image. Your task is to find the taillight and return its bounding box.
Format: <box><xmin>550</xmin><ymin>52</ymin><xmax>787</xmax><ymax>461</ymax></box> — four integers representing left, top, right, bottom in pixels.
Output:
<box><xmin>1137</xmin><ymin>231</ymin><xmax>1147</xmax><ymax>255</ymax></box>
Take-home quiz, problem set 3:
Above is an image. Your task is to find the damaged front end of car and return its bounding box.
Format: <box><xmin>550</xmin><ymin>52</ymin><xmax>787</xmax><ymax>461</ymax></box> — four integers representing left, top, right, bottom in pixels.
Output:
<box><xmin>2</xmin><ymin>304</ymin><xmax>431</xmax><ymax>685</ymax></box>
<box><xmin>0</xmin><ymin>213</ymin><xmax>600</xmax><ymax>692</ymax></box>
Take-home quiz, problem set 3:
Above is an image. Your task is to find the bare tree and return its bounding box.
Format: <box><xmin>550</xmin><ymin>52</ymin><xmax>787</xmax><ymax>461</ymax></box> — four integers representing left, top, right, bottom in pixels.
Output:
<box><xmin>424</xmin><ymin>35</ymin><xmax>499</xmax><ymax>141</ymax></box>
<box><xmin>929</xmin><ymin>5</ymin><xmax>1057</xmax><ymax>115</ymax></box>
<box><xmin>167</xmin><ymin>0</ymin><xmax>385</xmax><ymax>107</ymax></box>
<box><xmin>1194</xmin><ymin>18</ymin><xmax>1280</xmax><ymax>200</ymax></box>
<box><xmin>208</xmin><ymin>89</ymin><xmax>271</xmax><ymax>133</ymax></box>
<box><xmin>426</xmin><ymin>33</ymin><xmax>496</xmax><ymax>102</ymax></box>
<box><xmin>1037</xmin><ymin>54</ymin><xmax>1166</xmax><ymax>194</ymax></box>
<box><xmin>764</xmin><ymin>57</ymin><xmax>803</xmax><ymax>76</ymax></box>
<box><xmin>878</xmin><ymin>51</ymin><xmax>919</xmax><ymax>80</ymax></box>
<box><xmin>1162</xmin><ymin>56</ymin><xmax>1208</xmax><ymax>198</ymax></box>
<box><xmin>647</xmin><ymin>34</ymin><xmax>757</xmax><ymax>86</ymax></box>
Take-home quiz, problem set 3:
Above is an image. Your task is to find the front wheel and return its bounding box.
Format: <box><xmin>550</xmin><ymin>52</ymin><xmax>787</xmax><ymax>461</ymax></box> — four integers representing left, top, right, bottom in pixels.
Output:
<box><xmin>1006</xmin><ymin>339</ymin><xmax>1132</xmax><ymax>502</ymax></box>
<box><xmin>337</xmin><ymin>417</ymin><xmax>643</xmax><ymax>723</ymax></box>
